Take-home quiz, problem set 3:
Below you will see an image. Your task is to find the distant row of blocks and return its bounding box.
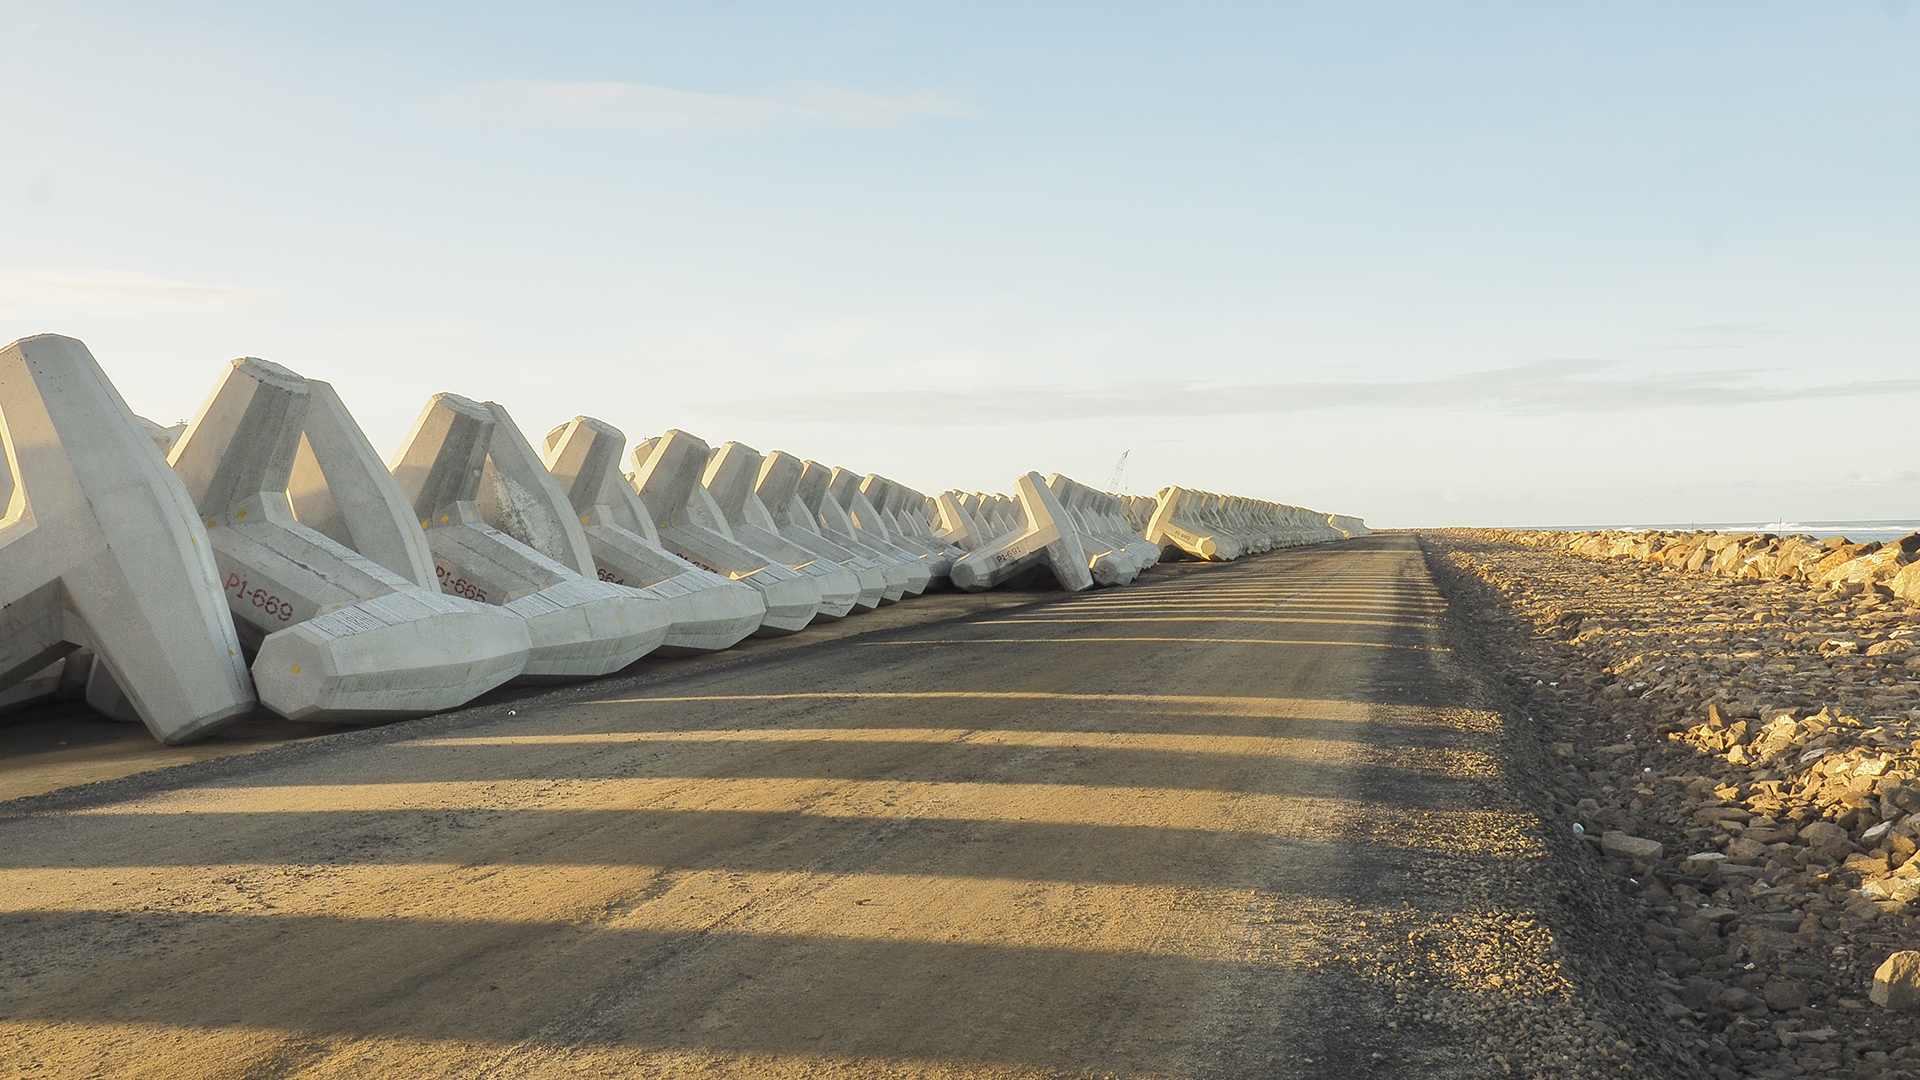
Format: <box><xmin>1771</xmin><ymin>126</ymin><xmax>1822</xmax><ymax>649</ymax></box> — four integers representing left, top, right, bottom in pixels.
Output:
<box><xmin>0</xmin><ymin>335</ymin><xmax>1366</xmax><ymax>745</ymax></box>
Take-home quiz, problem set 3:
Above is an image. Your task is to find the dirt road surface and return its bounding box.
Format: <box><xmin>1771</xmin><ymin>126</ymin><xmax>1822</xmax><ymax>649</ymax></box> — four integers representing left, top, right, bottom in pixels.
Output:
<box><xmin>0</xmin><ymin>536</ymin><xmax>1678</xmax><ymax>1079</ymax></box>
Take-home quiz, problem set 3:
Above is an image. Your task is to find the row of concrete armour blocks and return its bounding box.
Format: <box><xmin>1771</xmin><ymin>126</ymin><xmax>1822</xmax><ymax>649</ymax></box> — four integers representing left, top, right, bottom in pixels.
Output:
<box><xmin>0</xmin><ymin>334</ymin><xmax>1369</xmax><ymax>744</ymax></box>
<box><xmin>0</xmin><ymin>335</ymin><xmax>962</xmax><ymax>743</ymax></box>
<box><xmin>930</xmin><ymin>477</ymin><xmax>1369</xmax><ymax>590</ymax></box>
<box><xmin>1140</xmin><ymin>487</ymin><xmax>1370</xmax><ymax>561</ymax></box>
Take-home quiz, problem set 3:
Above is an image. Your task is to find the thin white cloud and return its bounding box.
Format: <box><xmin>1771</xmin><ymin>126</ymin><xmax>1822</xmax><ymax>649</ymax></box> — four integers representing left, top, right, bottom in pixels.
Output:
<box><xmin>421</xmin><ymin>80</ymin><xmax>975</xmax><ymax>139</ymax></box>
<box><xmin>1844</xmin><ymin>468</ymin><xmax>1920</xmax><ymax>484</ymax></box>
<box><xmin>308</xmin><ymin>316</ymin><xmax>478</xmax><ymax>343</ymax></box>
<box><xmin>0</xmin><ymin>268</ymin><xmax>266</xmax><ymax>310</ymax></box>
<box><xmin>701</xmin><ymin>360</ymin><xmax>1920</xmax><ymax>425</ymax></box>
<box><xmin>1671</xmin><ymin>323</ymin><xmax>1788</xmax><ymax>336</ymax></box>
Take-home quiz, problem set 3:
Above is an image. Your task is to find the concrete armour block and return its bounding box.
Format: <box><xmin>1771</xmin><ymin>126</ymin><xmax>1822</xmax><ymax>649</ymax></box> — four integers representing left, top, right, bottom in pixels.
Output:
<box><xmin>1143</xmin><ymin>487</ymin><xmax>1354</xmax><ymax>561</ymax></box>
<box><xmin>934</xmin><ymin>491</ymin><xmax>999</xmax><ymax>554</ymax></box>
<box><xmin>0</xmin><ymin>645</ymin><xmax>94</xmax><ymax>717</ymax></box>
<box><xmin>0</xmin><ymin>335</ymin><xmax>255</xmax><ymax>743</ymax></box>
<box><xmin>629</xmin><ymin>430</ymin><xmax>821</xmax><ymax>636</ymax></box>
<box><xmin>542</xmin><ymin>417</ymin><xmax>764</xmax><ymax>653</ymax></box>
<box><xmin>168</xmin><ymin>359</ymin><xmax>532</xmax><ymax>720</ymax></box>
<box><xmin>757</xmin><ymin>450</ymin><xmax>907</xmax><ymax>605</ymax></box>
<box><xmin>1073</xmin><ymin>477</ymin><xmax>1160</xmax><ymax>577</ymax></box>
<box><xmin>953</xmin><ymin>493</ymin><xmax>1004</xmax><ymax>550</ymax></box>
<box><xmin>389</xmin><ymin>394</ymin><xmax>668</xmax><ymax>679</ymax></box>
<box><xmin>472</xmin><ymin>401</ymin><xmax>599</xmax><ymax>577</ymax></box>
<box><xmin>705</xmin><ymin>442</ymin><xmax>872</xmax><ymax>616</ymax></box>
<box><xmin>797</xmin><ymin>461</ymin><xmax>931</xmax><ymax>597</ymax></box>
<box><xmin>1044</xmin><ymin>474</ymin><xmax>1157</xmax><ymax>587</ymax></box>
<box><xmin>863</xmin><ymin>474</ymin><xmax>964</xmax><ymax>571</ymax></box>
<box><xmin>829</xmin><ymin>467</ymin><xmax>951</xmax><ymax>587</ymax></box>
<box><xmin>1146</xmin><ymin>487</ymin><xmax>1222</xmax><ymax>561</ymax></box>
<box><xmin>1047</xmin><ymin>477</ymin><xmax>1123</xmax><ymax>585</ymax></box>
<box><xmin>288</xmin><ymin>380</ymin><xmax>440</xmax><ymax>589</ymax></box>
<box><xmin>135</xmin><ymin>416</ymin><xmax>187</xmax><ymax>458</ymax></box>
<box><xmin>1328</xmin><ymin>513</ymin><xmax>1371</xmax><ymax>538</ymax></box>
<box><xmin>1118</xmin><ymin>495</ymin><xmax>1156</xmax><ymax>538</ymax></box>
<box><xmin>950</xmin><ymin>472</ymin><xmax>1095</xmax><ymax>593</ymax></box>
<box><xmin>932</xmin><ymin>493</ymin><xmax>976</xmax><ymax>550</ymax></box>
<box><xmin>849</xmin><ymin>472</ymin><xmax>947</xmax><ymax>570</ymax></box>
<box><xmin>82</xmin><ymin>653</ymin><xmax>143</xmax><ymax>722</ymax></box>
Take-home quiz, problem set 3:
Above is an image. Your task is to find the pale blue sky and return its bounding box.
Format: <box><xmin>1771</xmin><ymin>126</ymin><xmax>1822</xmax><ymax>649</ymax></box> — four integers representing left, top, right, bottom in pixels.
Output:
<box><xmin>3</xmin><ymin>2</ymin><xmax>1916</xmax><ymax>526</ymax></box>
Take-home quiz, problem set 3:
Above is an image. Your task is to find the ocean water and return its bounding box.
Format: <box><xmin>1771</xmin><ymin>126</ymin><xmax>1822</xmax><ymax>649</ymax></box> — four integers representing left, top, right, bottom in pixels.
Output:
<box><xmin>1534</xmin><ymin>520</ymin><xmax>1920</xmax><ymax>545</ymax></box>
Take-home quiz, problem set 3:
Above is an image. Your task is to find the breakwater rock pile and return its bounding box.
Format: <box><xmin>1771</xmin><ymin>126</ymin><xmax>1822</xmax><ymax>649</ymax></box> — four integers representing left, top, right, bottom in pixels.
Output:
<box><xmin>1480</xmin><ymin>527</ymin><xmax>1920</xmax><ymax>607</ymax></box>
<box><xmin>1425</xmin><ymin>528</ymin><xmax>1920</xmax><ymax>1080</ymax></box>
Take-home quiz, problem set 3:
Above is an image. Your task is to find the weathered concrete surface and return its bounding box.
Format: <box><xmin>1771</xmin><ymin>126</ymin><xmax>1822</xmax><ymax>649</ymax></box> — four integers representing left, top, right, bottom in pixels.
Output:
<box><xmin>754</xmin><ymin>450</ymin><xmax>903</xmax><ymax>607</ymax></box>
<box><xmin>702</xmin><ymin>442</ymin><xmax>866</xmax><ymax>619</ymax></box>
<box><xmin>1146</xmin><ymin>488</ymin><xmax>1353</xmax><ymax>563</ymax></box>
<box><xmin>797</xmin><ymin>460</ymin><xmax>931</xmax><ymax>598</ymax></box>
<box><xmin>950</xmin><ymin>472</ymin><xmax>1095</xmax><ymax>593</ymax></box>
<box><xmin>541</xmin><ymin>417</ymin><xmax>765</xmax><ymax>654</ymax></box>
<box><xmin>0</xmin><ymin>536</ymin><xmax>1695</xmax><ymax>1079</ymax></box>
<box><xmin>1045</xmin><ymin>473</ymin><xmax>1160</xmax><ymax>586</ymax></box>
<box><xmin>171</xmin><ymin>360</ymin><xmax>533</xmax><ymax>721</ymax></box>
<box><xmin>0</xmin><ymin>335</ymin><xmax>254</xmax><ymax>744</ymax></box>
<box><xmin>287</xmin><ymin>380</ymin><xmax>441</xmax><ymax>590</ymax></box>
<box><xmin>391</xmin><ymin>395</ymin><xmax>668</xmax><ymax>679</ymax></box>
<box><xmin>631</xmin><ymin>431</ymin><xmax>823</xmax><ymax>635</ymax></box>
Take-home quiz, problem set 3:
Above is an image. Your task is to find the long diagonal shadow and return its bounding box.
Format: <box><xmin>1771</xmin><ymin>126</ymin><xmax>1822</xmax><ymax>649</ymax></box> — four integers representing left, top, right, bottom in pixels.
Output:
<box><xmin>0</xmin><ymin>806</ymin><xmax>1536</xmax><ymax>880</ymax></box>
<box><xmin>0</xmin><ymin>535</ymin><xmax>1524</xmax><ymax>1078</ymax></box>
<box><xmin>186</xmin><ymin>741</ymin><xmax>1494</xmax><ymax>806</ymax></box>
<box><xmin>0</xmin><ymin>907</ymin><xmax>1413</xmax><ymax>1071</ymax></box>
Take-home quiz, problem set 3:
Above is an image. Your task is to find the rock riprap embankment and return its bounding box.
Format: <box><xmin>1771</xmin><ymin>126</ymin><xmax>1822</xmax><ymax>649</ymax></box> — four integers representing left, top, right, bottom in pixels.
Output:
<box><xmin>1486</xmin><ymin>526</ymin><xmax>1920</xmax><ymax>608</ymax></box>
<box><xmin>1425</xmin><ymin>529</ymin><xmax>1920</xmax><ymax>1080</ymax></box>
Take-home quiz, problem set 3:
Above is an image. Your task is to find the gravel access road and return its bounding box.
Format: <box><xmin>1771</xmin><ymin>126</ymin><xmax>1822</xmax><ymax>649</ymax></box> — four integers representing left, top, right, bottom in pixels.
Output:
<box><xmin>0</xmin><ymin>536</ymin><xmax>1675</xmax><ymax>1079</ymax></box>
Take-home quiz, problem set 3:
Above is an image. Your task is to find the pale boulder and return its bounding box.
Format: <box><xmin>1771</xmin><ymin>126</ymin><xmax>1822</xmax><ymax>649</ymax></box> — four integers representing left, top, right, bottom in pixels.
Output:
<box><xmin>1872</xmin><ymin>951</ymin><xmax>1920</xmax><ymax>1011</ymax></box>
<box><xmin>1600</xmin><ymin>832</ymin><xmax>1663</xmax><ymax>860</ymax></box>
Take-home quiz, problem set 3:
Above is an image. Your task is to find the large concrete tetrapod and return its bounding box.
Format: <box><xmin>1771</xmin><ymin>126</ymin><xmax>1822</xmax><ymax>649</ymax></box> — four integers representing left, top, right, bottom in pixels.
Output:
<box><xmin>704</xmin><ymin>442</ymin><xmax>872</xmax><ymax>615</ymax></box>
<box><xmin>1118</xmin><ymin>494</ymin><xmax>1157</xmax><ymax>540</ymax></box>
<box><xmin>0</xmin><ymin>335</ymin><xmax>255</xmax><ymax>743</ymax></box>
<box><xmin>1145</xmin><ymin>487</ymin><xmax>1221</xmax><ymax>561</ymax></box>
<box><xmin>797</xmin><ymin>461</ymin><xmax>931</xmax><ymax>596</ymax></box>
<box><xmin>756</xmin><ymin>450</ymin><xmax>909</xmax><ymax>604</ymax></box>
<box><xmin>1328</xmin><ymin>513</ymin><xmax>1371</xmax><ymax>539</ymax></box>
<box><xmin>932</xmin><ymin>491</ymin><xmax>987</xmax><ymax>552</ymax></box>
<box><xmin>287</xmin><ymin>379</ymin><xmax>440</xmax><ymax>589</ymax></box>
<box><xmin>1100</xmin><ymin>487</ymin><xmax>1164</xmax><ymax>573</ymax></box>
<box><xmin>1047</xmin><ymin>474</ymin><xmax>1160</xmax><ymax>586</ymax></box>
<box><xmin>629</xmin><ymin>430</ymin><xmax>822</xmax><ymax>635</ymax></box>
<box><xmin>471</xmin><ymin>398</ymin><xmax>674</xmax><ymax>664</ymax></box>
<box><xmin>862</xmin><ymin>474</ymin><xmax>964</xmax><ymax>574</ymax></box>
<box><xmin>950</xmin><ymin>472</ymin><xmax>1096</xmax><ymax>593</ymax></box>
<box><xmin>835</xmin><ymin>468</ymin><xmax>952</xmax><ymax>587</ymax></box>
<box><xmin>1046</xmin><ymin>477</ymin><xmax>1136</xmax><ymax>587</ymax></box>
<box><xmin>953</xmin><ymin>492</ymin><xmax>1012</xmax><ymax>551</ymax></box>
<box><xmin>541</xmin><ymin>416</ymin><xmax>764</xmax><ymax>653</ymax></box>
<box><xmin>390</xmin><ymin>394</ymin><xmax>668</xmax><ymax>681</ymax></box>
<box><xmin>169</xmin><ymin>358</ymin><xmax>531</xmax><ymax>721</ymax></box>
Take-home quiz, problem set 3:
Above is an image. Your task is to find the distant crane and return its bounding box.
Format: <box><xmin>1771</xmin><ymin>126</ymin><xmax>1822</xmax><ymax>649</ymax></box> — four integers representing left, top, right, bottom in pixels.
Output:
<box><xmin>1106</xmin><ymin>450</ymin><xmax>1130</xmax><ymax>492</ymax></box>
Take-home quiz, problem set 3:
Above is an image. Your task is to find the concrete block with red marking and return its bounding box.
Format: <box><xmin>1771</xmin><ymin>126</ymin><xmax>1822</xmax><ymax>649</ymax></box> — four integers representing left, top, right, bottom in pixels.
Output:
<box><xmin>388</xmin><ymin>394</ymin><xmax>669</xmax><ymax>679</ymax></box>
<box><xmin>168</xmin><ymin>358</ymin><xmax>530</xmax><ymax>721</ymax></box>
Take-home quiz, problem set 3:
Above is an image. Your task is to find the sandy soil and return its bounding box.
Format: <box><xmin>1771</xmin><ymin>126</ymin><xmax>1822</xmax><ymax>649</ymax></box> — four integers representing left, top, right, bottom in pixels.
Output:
<box><xmin>0</xmin><ymin>537</ymin><xmax>1682</xmax><ymax>1079</ymax></box>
